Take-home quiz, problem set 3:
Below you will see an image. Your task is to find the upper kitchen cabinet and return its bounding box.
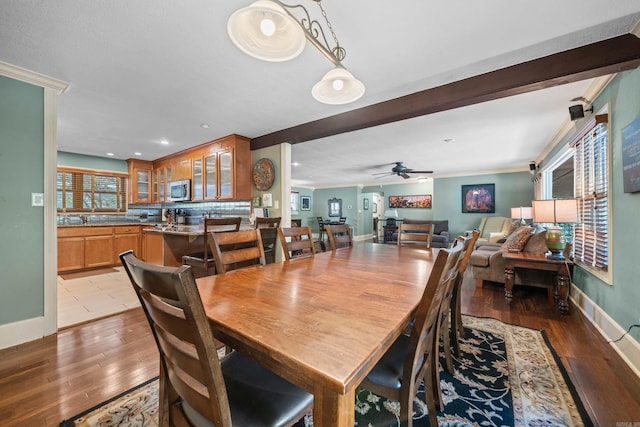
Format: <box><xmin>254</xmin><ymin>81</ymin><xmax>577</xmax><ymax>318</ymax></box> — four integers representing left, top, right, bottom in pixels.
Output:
<box><xmin>127</xmin><ymin>159</ymin><xmax>153</xmax><ymax>204</ymax></box>
<box><xmin>189</xmin><ymin>134</ymin><xmax>251</xmax><ymax>201</ymax></box>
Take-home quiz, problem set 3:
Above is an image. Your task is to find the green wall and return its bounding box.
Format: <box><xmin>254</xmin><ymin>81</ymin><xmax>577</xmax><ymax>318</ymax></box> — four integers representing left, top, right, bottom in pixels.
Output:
<box><xmin>548</xmin><ymin>68</ymin><xmax>640</xmax><ymax>342</ymax></box>
<box><xmin>58</xmin><ymin>151</ymin><xmax>127</xmax><ymax>172</ymax></box>
<box><xmin>0</xmin><ymin>75</ymin><xmax>45</xmax><ymax>324</ymax></box>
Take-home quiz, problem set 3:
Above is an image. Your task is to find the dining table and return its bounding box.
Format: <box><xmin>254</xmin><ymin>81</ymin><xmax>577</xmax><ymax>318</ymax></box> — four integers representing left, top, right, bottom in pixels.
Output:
<box><xmin>196</xmin><ymin>242</ymin><xmax>438</xmax><ymax>426</ymax></box>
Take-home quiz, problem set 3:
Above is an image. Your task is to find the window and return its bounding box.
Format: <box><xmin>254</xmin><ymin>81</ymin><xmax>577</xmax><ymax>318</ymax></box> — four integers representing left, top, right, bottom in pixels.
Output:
<box><xmin>57</xmin><ymin>167</ymin><xmax>127</xmax><ymax>212</ymax></box>
<box><xmin>571</xmin><ymin>115</ymin><xmax>609</xmax><ymax>271</ymax></box>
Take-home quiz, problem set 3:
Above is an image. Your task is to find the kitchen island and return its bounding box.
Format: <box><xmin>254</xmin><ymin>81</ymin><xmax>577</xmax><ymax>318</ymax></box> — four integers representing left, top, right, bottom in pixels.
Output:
<box><xmin>143</xmin><ymin>225</ymin><xmax>206</xmax><ymax>267</ymax></box>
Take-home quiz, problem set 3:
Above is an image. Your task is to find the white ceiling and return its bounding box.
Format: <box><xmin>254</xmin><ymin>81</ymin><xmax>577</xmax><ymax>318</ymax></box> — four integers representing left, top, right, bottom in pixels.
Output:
<box><xmin>1</xmin><ymin>1</ymin><xmax>639</xmax><ymax>188</ymax></box>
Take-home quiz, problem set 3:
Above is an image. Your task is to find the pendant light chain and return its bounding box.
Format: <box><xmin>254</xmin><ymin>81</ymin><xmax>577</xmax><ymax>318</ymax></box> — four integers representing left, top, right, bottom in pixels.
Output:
<box><xmin>316</xmin><ymin>1</ymin><xmax>345</xmax><ymax>62</ymax></box>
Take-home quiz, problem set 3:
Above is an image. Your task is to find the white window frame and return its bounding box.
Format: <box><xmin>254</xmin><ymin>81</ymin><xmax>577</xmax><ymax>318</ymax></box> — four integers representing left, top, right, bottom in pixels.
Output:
<box><xmin>540</xmin><ymin>108</ymin><xmax>611</xmax><ymax>284</ymax></box>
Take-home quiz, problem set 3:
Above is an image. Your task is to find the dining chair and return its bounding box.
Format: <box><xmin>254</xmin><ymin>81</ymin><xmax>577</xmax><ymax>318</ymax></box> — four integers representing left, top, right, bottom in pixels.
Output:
<box><xmin>255</xmin><ymin>217</ymin><xmax>281</xmax><ymax>264</ymax></box>
<box><xmin>338</xmin><ymin>216</ymin><xmax>347</xmax><ymax>225</ymax></box>
<box><xmin>209</xmin><ymin>228</ymin><xmax>266</xmax><ymax>273</ymax></box>
<box><xmin>325</xmin><ymin>224</ymin><xmax>352</xmax><ymax>251</ymax></box>
<box><xmin>360</xmin><ymin>243</ymin><xmax>463</xmax><ymax>427</ymax></box>
<box><xmin>119</xmin><ymin>251</ymin><xmax>313</xmax><ymax>427</ymax></box>
<box><xmin>450</xmin><ymin>230</ymin><xmax>480</xmax><ymax>358</ymax></box>
<box><xmin>278</xmin><ymin>226</ymin><xmax>316</xmax><ymax>261</ymax></box>
<box><xmin>397</xmin><ymin>222</ymin><xmax>433</xmax><ymax>247</ymax></box>
<box><xmin>316</xmin><ymin>217</ymin><xmax>325</xmax><ymax>241</ymax></box>
<box><xmin>181</xmin><ymin>217</ymin><xmax>242</xmax><ymax>278</ymax></box>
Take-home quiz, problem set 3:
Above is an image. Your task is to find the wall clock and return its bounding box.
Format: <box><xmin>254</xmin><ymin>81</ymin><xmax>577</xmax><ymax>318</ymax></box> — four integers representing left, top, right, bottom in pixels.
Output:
<box><xmin>252</xmin><ymin>158</ymin><xmax>275</xmax><ymax>190</ymax></box>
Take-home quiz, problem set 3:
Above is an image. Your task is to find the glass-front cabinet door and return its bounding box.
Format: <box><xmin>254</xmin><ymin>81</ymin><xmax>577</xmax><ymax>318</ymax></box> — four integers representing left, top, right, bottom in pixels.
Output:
<box><xmin>192</xmin><ymin>157</ymin><xmax>203</xmax><ymax>200</ymax></box>
<box><xmin>219</xmin><ymin>150</ymin><xmax>233</xmax><ymax>198</ymax></box>
<box><xmin>136</xmin><ymin>169</ymin><xmax>150</xmax><ymax>202</ymax></box>
<box><xmin>204</xmin><ymin>154</ymin><xmax>217</xmax><ymax>199</ymax></box>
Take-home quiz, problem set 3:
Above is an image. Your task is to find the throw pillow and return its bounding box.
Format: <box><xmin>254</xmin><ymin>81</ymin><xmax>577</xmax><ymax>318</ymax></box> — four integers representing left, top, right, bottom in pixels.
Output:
<box><xmin>502</xmin><ymin>226</ymin><xmax>534</xmax><ymax>252</ymax></box>
<box><xmin>507</xmin><ymin>219</ymin><xmax>520</xmax><ymax>235</ymax></box>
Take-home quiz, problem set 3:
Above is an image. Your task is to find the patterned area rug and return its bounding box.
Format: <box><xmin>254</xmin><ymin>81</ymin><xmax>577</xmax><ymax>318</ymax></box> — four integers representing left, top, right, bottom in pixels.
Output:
<box><xmin>60</xmin><ymin>316</ymin><xmax>592</xmax><ymax>427</ymax></box>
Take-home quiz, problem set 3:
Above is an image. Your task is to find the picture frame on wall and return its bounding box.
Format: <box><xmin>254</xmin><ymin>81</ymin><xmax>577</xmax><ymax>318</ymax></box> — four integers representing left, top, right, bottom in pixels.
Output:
<box><xmin>290</xmin><ymin>191</ymin><xmax>299</xmax><ymax>213</ymax></box>
<box><xmin>363</xmin><ymin>198</ymin><xmax>369</xmax><ymax>210</ymax></box>
<box><xmin>301</xmin><ymin>196</ymin><xmax>311</xmax><ymax>211</ymax></box>
<box><xmin>461</xmin><ymin>183</ymin><xmax>495</xmax><ymax>213</ymax></box>
<box><xmin>388</xmin><ymin>194</ymin><xmax>432</xmax><ymax>208</ymax></box>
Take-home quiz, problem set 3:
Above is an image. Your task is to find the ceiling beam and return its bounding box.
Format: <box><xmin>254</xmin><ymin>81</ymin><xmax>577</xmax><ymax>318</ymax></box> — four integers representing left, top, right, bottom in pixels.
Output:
<box><xmin>251</xmin><ymin>33</ymin><xmax>640</xmax><ymax>150</ymax></box>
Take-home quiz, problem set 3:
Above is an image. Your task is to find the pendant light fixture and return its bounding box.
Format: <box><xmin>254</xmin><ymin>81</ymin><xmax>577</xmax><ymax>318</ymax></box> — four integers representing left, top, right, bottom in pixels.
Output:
<box><xmin>228</xmin><ymin>0</ymin><xmax>365</xmax><ymax>105</ymax></box>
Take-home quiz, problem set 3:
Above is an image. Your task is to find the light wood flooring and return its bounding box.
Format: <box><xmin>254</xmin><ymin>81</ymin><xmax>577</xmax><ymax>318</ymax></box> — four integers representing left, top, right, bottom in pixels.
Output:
<box><xmin>2</xmin><ymin>268</ymin><xmax>640</xmax><ymax>426</ymax></box>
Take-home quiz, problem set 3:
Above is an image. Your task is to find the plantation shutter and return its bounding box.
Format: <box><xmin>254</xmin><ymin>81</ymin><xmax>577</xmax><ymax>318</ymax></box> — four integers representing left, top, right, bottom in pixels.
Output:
<box><xmin>571</xmin><ymin>114</ymin><xmax>608</xmax><ymax>270</ymax></box>
<box><xmin>57</xmin><ymin>167</ymin><xmax>128</xmax><ymax>213</ymax></box>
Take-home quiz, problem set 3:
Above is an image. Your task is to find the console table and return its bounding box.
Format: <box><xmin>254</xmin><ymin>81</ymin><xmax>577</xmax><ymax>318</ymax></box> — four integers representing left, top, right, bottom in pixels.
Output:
<box><xmin>503</xmin><ymin>252</ymin><xmax>573</xmax><ymax>314</ymax></box>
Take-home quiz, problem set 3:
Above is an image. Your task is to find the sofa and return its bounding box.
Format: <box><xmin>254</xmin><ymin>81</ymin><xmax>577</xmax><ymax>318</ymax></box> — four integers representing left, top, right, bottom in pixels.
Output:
<box><xmin>474</xmin><ymin>216</ymin><xmax>513</xmax><ymax>246</ymax></box>
<box><xmin>469</xmin><ymin>226</ymin><xmax>571</xmax><ymax>289</ymax></box>
<box><xmin>391</xmin><ymin>219</ymin><xmax>449</xmax><ymax>248</ymax></box>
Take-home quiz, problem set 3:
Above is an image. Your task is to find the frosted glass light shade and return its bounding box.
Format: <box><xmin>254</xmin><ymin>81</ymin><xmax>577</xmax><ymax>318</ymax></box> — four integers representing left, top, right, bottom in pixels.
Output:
<box><xmin>227</xmin><ymin>0</ymin><xmax>305</xmax><ymax>62</ymax></box>
<box><xmin>312</xmin><ymin>67</ymin><xmax>365</xmax><ymax>105</ymax></box>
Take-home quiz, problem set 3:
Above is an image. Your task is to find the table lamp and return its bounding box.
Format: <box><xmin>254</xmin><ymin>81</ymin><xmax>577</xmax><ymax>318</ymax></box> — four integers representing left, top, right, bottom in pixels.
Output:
<box><xmin>532</xmin><ymin>199</ymin><xmax>578</xmax><ymax>260</ymax></box>
<box><xmin>384</xmin><ymin>209</ymin><xmax>398</xmax><ymax>219</ymax></box>
<box><xmin>510</xmin><ymin>206</ymin><xmax>533</xmax><ymax>225</ymax></box>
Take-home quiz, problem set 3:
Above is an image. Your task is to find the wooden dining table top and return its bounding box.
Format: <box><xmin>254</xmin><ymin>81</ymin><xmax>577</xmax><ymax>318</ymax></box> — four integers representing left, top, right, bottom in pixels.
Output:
<box><xmin>196</xmin><ymin>242</ymin><xmax>437</xmax><ymax>426</ymax></box>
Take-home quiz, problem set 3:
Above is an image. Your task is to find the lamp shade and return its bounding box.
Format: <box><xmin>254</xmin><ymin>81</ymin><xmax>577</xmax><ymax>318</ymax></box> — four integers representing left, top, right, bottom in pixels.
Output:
<box><xmin>311</xmin><ymin>66</ymin><xmax>365</xmax><ymax>105</ymax></box>
<box><xmin>384</xmin><ymin>209</ymin><xmax>398</xmax><ymax>218</ymax></box>
<box><xmin>532</xmin><ymin>199</ymin><xmax>578</xmax><ymax>224</ymax></box>
<box><xmin>510</xmin><ymin>206</ymin><xmax>532</xmax><ymax>219</ymax></box>
<box><xmin>227</xmin><ymin>0</ymin><xmax>306</xmax><ymax>62</ymax></box>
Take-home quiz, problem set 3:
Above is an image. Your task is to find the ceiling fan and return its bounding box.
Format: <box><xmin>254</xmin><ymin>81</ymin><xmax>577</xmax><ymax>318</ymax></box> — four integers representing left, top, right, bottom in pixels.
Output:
<box><xmin>372</xmin><ymin>162</ymin><xmax>434</xmax><ymax>179</ymax></box>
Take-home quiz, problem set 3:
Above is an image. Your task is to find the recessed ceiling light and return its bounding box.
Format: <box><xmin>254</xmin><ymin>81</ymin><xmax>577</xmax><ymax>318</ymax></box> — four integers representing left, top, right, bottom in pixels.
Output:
<box><xmin>292</xmin><ymin>162</ymin><xmax>300</xmax><ymax>166</ymax></box>
<box><xmin>160</xmin><ymin>139</ymin><xmax>169</xmax><ymax>145</ymax></box>
<box><xmin>200</xmin><ymin>124</ymin><xmax>210</xmax><ymax>129</ymax></box>
<box><xmin>106</xmin><ymin>152</ymin><xmax>114</xmax><ymax>156</ymax></box>
<box><xmin>134</xmin><ymin>152</ymin><xmax>142</xmax><ymax>156</ymax></box>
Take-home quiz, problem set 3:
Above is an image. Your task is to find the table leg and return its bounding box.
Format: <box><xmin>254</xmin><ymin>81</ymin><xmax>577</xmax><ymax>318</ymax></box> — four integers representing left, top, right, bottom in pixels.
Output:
<box><xmin>557</xmin><ymin>266</ymin><xmax>570</xmax><ymax>315</ymax></box>
<box><xmin>313</xmin><ymin>386</ymin><xmax>354</xmax><ymax>427</ymax></box>
<box><xmin>504</xmin><ymin>265</ymin><xmax>515</xmax><ymax>302</ymax></box>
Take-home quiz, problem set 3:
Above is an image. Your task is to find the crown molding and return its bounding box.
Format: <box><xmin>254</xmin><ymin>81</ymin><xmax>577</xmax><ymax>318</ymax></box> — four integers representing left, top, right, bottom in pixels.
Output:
<box><xmin>0</xmin><ymin>61</ymin><xmax>69</xmax><ymax>94</ymax></box>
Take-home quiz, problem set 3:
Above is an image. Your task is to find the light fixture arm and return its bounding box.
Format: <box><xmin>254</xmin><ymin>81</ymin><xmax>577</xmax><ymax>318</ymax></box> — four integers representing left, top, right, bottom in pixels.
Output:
<box><xmin>272</xmin><ymin>0</ymin><xmax>346</xmax><ymax>66</ymax></box>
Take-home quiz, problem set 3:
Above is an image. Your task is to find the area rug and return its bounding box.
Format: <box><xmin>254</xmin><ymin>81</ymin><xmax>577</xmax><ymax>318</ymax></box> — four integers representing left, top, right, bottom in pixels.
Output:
<box><xmin>60</xmin><ymin>315</ymin><xmax>592</xmax><ymax>427</ymax></box>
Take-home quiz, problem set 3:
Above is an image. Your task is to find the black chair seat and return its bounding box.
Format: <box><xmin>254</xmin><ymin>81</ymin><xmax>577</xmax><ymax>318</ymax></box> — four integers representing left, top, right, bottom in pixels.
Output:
<box><xmin>182</xmin><ymin>351</ymin><xmax>313</xmax><ymax>427</ymax></box>
<box><xmin>364</xmin><ymin>334</ymin><xmax>424</xmax><ymax>391</ymax></box>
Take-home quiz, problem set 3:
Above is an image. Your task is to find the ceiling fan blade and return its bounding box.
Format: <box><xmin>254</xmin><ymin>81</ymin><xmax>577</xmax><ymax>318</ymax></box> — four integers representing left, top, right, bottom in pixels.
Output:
<box><xmin>374</xmin><ymin>173</ymin><xmax>393</xmax><ymax>179</ymax></box>
<box><xmin>400</xmin><ymin>173</ymin><xmax>411</xmax><ymax>179</ymax></box>
<box><xmin>408</xmin><ymin>170</ymin><xmax>434</xmax><ymax>174</ymax></box>
<box><xmin>372</xmin><ymin>171</ymin><xmax>393</xmax><ymax>175</ymax></box>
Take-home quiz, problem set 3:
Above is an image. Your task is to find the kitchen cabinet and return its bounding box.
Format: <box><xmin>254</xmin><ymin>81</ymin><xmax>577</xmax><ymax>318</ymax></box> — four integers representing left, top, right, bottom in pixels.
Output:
<box><xmin>58</xmin><ymin>237</ymin><xmax>85</xmax><ymax>272</ymax></box>
<box><xmin>172</xmin><ymin>156</ymin><xmax>191</xmax><ymax>181</ymax></box>
<box><xmin>114</xmin><ymin>225</ymin><xmax>141</xmax><ymax>259</ymax></box>
<box><xmin>192</xmin><ymin>157</ymin><xmax>203</xmax><ymax>200</ymax></box>
<box><xmin>127</xmin><ymin>159</ymin><xmax>153</xmax><ymax>204</ymax></box>
<box><xmin>57</xmin><ymin>225</ymin><xmax>142</xmax><ymax>273</ymax></box>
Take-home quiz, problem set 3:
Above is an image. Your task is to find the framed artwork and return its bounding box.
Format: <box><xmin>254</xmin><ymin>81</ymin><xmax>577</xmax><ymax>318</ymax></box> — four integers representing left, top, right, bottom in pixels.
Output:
<box><xmin>461</xmin><ymin>183</ymin><xmax>495</xmax><ymax>213</ymax></box>
<box><xmin>363</xmin><ymin>198</ymin><xmax>369</xmax><ymax>210</ymax></box>
<box><xmin>388</xmin><ymin>194</ymin><xmax>432</xmax><ymax>209</ymax></box>
<box><xmin>301</xmin><ymin>196</ymin><xmax>311</xmax><ymax>211</ymax></box>
<box><xmin>290</xmin><ymin>191</ymin><xmax>299</xmax><ymax>213</ymax></box>
<box><xmin>622</xmin><ymin>116</ymin><xmax>640</xmax><ymax>193</ymax></box>
<box><xmin>328</xmin><ymin>197</ymin><xmax>342</xmax><ymax>217</ymax></box>
<box><xmin>262</xmin><ymin>193</ymin><xmax>273</xmax><ymax>207</ymax></box>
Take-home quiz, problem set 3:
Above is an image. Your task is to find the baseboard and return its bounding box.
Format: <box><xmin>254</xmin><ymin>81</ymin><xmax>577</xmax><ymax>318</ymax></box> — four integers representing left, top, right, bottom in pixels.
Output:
<box><xmin>570</xmin><ymin>284</ymin><xmax>640</xmax><ymax>378</ymax></box>
<box><xmin>0</xmin><ymin>316</ymin><xmax>52</xmax><ymax>350</ymax></box>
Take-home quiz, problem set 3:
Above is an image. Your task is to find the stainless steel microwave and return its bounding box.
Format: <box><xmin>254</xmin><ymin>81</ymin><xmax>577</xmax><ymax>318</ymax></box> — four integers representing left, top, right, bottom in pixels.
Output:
<box><xmin>168</xmin><ymin>179</ymin><xmax>191</xmax><ymax>202</ymax></box>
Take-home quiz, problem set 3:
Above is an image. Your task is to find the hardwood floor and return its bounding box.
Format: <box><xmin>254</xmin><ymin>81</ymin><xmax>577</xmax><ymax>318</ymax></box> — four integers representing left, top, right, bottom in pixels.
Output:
<box><xmin>1</xmin><ymin>271</ymin><xmax>639</xmax><ymax>426</ymax></box>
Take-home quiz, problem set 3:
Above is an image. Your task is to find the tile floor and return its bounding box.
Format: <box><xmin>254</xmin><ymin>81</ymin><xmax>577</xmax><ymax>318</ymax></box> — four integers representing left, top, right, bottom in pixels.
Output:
<box><xmin>57</xmin><ymin>267</ymin><xmax>140</xmax><ymax>329</ymax></box>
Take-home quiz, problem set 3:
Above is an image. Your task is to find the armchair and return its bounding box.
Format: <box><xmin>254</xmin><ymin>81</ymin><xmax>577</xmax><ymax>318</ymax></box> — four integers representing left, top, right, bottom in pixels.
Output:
<box><xmin>473</xmin><ymin>216</ymin><xmax>513</xmax><ymax>245</ymax></box>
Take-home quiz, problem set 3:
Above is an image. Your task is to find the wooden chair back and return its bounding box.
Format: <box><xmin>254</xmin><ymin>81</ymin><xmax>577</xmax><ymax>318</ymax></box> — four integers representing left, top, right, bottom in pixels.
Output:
<box><xmin>316</xmin><ymin>217</ymin><xmax>326</xmax><ymax>241</ymax></box>
<box><xmin>255</xmin><ymin>217</ymin><xmax>281</xmax><ymax>264</ymax></box>
<box><xmin>181</xmin><ymin>217</ymin><xmax>242</xmax><ymax>277</ymax></box>
<box><xmin>120</xmin><ymin>251</ymin><xmax>233</xmax><ymax>426</ymax></box>
<box><xmin>397</xmin><ymin>222</ymin><xmax>433</xmax><ymax>247</ymax></box>
<box><xmin>360</xmin><ymin>243</ymin><xmax>463</xmax><ymax>426</ymax></box>
<box><xmin>278</xmin><ymin>226</ymin><xmax>316</xmax><ymax>260</ymax></box>
<box><xmin>338</xmin><ymin>216</ymin><xmax>347</xmax><ymax>225</ymax></box>
<box><xmin>325</xmin><ymin>224</ymin><xmax>352</xmax><ymax>251</ymax></box>
<box><xmin>208</xmin><ymin>229</ymin><xmax>266</xmax><ymax>274</ymax></box>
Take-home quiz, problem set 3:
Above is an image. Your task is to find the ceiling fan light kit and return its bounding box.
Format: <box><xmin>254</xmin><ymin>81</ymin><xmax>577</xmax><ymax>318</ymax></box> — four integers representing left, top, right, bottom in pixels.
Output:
<box><xmin>228</xmin><ymin>0</ymin><xmax>365</xmax><ymax>105</ymax></box>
